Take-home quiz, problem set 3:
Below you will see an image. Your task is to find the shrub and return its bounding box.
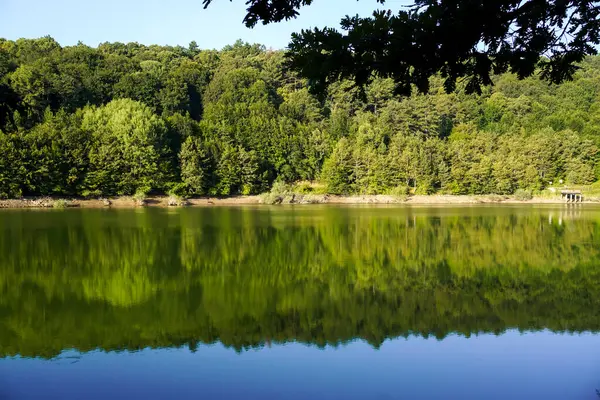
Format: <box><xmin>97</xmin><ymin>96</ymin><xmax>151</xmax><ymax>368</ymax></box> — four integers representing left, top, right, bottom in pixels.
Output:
<box><xmin>260</xmin><ymin>192</ymin><xmax>283</xmax><ymax>205</ymax></box>
<box><xmin>240</xmin><ymin>184</ymin><xmax>253</xmax><ymax>196</ymax></box>
<box><xmin>270</xmin><ymin>180</ymin><xmax>293</xmax><ymax>195</ymax></box>
<box><xmin>167</xmin><ymin>183</ymin><xmax>189</xmax><ymax>198</ymax></box>
<box><xmin>514</xmin><ymin>189</ymin><xmax>533</xmax><ymax>201</ymax></box>
<box><xmin>485</xmin><ymin>194</ymin><xmax>505</xmax><ymax>202</ymax></box>
<box><xmin>52</xmin><ymin>199</ymin><xmax>68</xmax><ymax>209</ymax></box>
<box><xmin>294</xmin><ymin>181</ymin><xmax>314</xmax><ymax>194</ymax></box>
<box><xmin>415</xmin><ymin>179</ymin><xmax>436</xmax><ymax>195</ymax></box>
<box><xmin>133</xmin><ymin>188</ymin><xmax>148</xmax><ymax>206</ymax></box>
<box><xmin>81</xmin><ymin>189</ymin><xmax>102</xmax><ymax>199</ymax></box>
<box><xmin>301</xmin><ymin>194</ymin><xmax>327</xmax><ymax>204</ymax></box>
<box><xmin>389</xmin><ymin>185</ymin><xmax>409</xmax><ymax>201</ymax></box>
<box><xmin>167</xmin><ymin>195</ymin><xmax>188</xmax><ymax>207</ymax></box>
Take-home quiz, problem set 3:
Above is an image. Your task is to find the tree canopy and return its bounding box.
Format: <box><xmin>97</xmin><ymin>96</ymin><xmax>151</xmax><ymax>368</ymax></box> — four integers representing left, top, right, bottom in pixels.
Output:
<box><xmin>0</xmin><ymin>37</ymin><xmax>599</xmax><ymax>198</ymax></box>
<box><xmin>205</xmin><ymin>0</ymin><xmax>600</xmax><ymax>96</ymax></box>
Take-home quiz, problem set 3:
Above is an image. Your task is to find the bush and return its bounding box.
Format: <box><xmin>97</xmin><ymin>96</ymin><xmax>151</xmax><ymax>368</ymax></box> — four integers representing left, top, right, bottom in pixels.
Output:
<box><xmin>270</xmin><ymin>180</ymin><xmax>293</xmax><ymax>195</ymax></box>
<box><xmin>260</xmin><ymin>192</ymin><xmax>283</xmax><ymax>204</ymax></box>
<box><xmin>167</xmin><ymin>182</ymin><xmax>189</xmax><ymax>198</ymax></box>
<box><xmin>294</xmin><ymin>181</ymin><xmax>314</xmax><ymax>194</ymax></box>
<box><xmin>133</xmin><ymin>188</ymin><xmax>148</xmax><ymax>206</ymax></box>
<box><xmin>301</xmin><ymin>194</ymin><xmax>327</xmax><ymax>204</ymax></box>
<box><xmin>261</xmin><ymin>180</ymin><xmax>330</xmax><ymax>204</ymax></box>
<box><xmin>415</xmin><ymin>179</ymin><xmax>436</xmax><ymax>195</ymax></box>
<box><xmin>81</xmin><ymin>189</ymin><xmax>102</xmax><ymax>199</ymax></box>
<box><xmin>260</xmin><ymin>192</ymin><xmax>329</xmax><ymax>205</ymax></box>
<box><xmin>167</xmin><ymin>195</ymin><xmax>188</xmax><ymax>207</ymax></box>
<box><xmin>514</xmin><ymin>189</ymin><xmax>533</xmax><ymax>201</ymax></box>
<box><xmin>52</xmin><ymin>199</ymin><xmax>68</xmax><ymax>209</ymax></box>
<box><xmin>240</xmin><ymin>183</ymin><xmax>253</xmax><ymax>196</ymax></box>
<box><xmin>389</xmin><ymin>185</ymin><xmax>409</xmax><ymax>201</ymax></box>
<box><xmin>484</xmin><ymin>194</ymin><xmax>506</xmax><ymax>202</ymax></box>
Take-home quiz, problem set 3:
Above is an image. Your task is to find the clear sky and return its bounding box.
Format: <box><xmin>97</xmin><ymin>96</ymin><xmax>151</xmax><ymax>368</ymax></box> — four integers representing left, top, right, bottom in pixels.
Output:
<box><xmin>0</xmin><ymin>0</ymin><xmax>404</xmax><ymax>49</ymax></box>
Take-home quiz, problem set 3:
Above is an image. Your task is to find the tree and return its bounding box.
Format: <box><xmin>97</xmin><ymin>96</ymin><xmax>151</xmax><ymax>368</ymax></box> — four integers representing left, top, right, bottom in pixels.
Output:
<box><xmin>114</xmin><ymin>69</ymin><xmax>163</xmax><ymax>112</ymax></box>
<box><xmin>0</xmin><ymin>131</ymin><xmax>24</xmax><ymax>198</ymax></box>
<box><xmin>1</xmin><ymin>35</ymin><xmax>600</xmax><ymax>198</ymax></box>
<box><xmin>205</xmin><ymin>0</ymin><xmax>600</xmax><ymax>96</ymax></box>
<box><xmin>9</xmin><ymin>62</ymin><xmax>56</xmax><ymax>119</ymax></box>
<box><xmin>180</xmin><ymin>136</ymin><xmax>212</xmax><ymax>195</ymax></box>
<box><xmin>22</xmin><ymin>109</ymin><xmax>89</xmax><ymax>196</ymax></box>
<box><xmin>159</xmin><ymin>58</ymin><xmax>208</xmax><ymax>120</ymax></box>
<box><xmin>321</xmin><ymin>137</ymin><xmax>354</xmax><ymax>194</ymax></box>
<box><xmin>82</xmin><ymin>99</ymin><xmax>173</xmax><ymax>195</ymax></box>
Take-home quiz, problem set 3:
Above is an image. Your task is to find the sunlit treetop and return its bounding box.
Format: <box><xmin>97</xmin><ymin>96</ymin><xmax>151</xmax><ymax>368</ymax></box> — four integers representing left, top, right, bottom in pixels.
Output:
<box><xmin>204</xmin><ymin>0</ymin><xmax>600</xmax><ymax>96</ymax></box>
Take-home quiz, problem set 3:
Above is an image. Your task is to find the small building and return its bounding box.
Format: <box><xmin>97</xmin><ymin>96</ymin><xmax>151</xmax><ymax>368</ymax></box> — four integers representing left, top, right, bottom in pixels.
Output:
<box><xmin>561</xmin><ymin>190</ymin><xmax>583</xmax><ymax>203</ymax></box>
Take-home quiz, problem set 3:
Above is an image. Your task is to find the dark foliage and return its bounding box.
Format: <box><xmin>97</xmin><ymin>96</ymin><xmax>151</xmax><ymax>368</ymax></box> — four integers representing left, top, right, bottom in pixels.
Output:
<box><xmin>206</xmin><ymin>0</ymin><xmax>600</xmax><ymax>96</ymax></box>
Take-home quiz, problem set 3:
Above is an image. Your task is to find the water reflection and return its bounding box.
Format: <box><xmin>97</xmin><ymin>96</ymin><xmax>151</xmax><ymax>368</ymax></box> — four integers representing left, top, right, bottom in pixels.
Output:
<box><xmin>0</xmin><ymin>205</ymin><xmax>600</xmax><ymax>358</ymax></box>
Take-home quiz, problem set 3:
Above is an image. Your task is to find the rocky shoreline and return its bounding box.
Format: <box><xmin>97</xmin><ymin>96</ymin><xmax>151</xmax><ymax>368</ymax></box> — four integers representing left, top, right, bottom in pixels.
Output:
<box><xmin>0</xmin><ymin>194</ymin><xmax>587</xmax><ymax>209</ymax></box>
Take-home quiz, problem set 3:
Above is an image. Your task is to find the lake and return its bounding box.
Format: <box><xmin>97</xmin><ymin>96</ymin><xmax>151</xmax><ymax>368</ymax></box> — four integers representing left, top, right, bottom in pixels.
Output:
<box><xmin>1</xmin><ymin>205</ymin><xmax>600</xmax><ymax>399</ymax></box>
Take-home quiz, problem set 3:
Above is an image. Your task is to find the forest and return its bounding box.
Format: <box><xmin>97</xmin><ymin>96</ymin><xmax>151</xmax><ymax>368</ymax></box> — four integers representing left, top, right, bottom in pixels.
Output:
<box><xmin>1</xmin><ymin>36</ymin><xmax>600</xmax><ymax>198</ymax></box>
<box><xmin>1</xmin><ymin>207</ymin><xmax>600</xmax><ymax>357</ymax></box>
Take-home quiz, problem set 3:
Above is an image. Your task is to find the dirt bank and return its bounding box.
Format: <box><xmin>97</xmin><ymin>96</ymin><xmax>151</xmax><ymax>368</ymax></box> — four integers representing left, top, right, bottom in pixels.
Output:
<box><xmin>0</xmin><ymin>196</ymin><xmax>262</xmax><ymax>209</ymax></box>
<box><xmin>0</xmin><ymin>194</ymin><xmax>589</xmax><ymax>209</ymax></box>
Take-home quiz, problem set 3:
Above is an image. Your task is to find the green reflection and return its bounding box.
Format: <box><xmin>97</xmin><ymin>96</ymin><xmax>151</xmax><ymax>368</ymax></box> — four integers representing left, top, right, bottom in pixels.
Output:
<box><xmin>1</xmin><ymin>206</ymin><xmax>600</xmax><ymax>358</ymax></box>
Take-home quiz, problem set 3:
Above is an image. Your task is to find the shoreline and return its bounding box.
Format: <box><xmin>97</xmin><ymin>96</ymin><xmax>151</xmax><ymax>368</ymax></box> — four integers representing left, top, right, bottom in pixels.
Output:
<box><xmin>0</xmin><ymin>194</ymin><xmax>591</xmax><ymax>209</ymax></box>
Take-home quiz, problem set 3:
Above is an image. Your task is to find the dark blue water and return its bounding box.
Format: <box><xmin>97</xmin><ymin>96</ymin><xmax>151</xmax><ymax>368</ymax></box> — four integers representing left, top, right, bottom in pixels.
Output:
<box><xmin>2</xmin><ymin>331</ymin><xmax>599</xmax><ymax>399</ymax></box>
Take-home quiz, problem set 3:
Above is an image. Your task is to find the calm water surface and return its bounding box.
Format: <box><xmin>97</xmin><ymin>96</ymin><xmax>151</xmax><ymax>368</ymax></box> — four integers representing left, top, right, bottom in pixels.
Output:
<box><xmin>1</xmin><ymin>205</ymin><xmax>600</xmax><ymax>399</ymax></box>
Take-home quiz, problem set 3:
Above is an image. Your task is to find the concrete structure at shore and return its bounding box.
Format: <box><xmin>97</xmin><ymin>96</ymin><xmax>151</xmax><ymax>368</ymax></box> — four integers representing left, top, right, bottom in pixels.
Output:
<box><xmin>561</xmin><ymin>190</ymin><xmax>583</xmax><ymax>203</ymax></box>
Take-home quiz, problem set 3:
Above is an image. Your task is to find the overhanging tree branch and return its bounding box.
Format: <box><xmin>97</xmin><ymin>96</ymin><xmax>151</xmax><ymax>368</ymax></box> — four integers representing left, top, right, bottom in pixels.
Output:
<box><xmin>204</xmin><ymin>0</ymin><xmax>600</xmax><ymax>96</ymax></box>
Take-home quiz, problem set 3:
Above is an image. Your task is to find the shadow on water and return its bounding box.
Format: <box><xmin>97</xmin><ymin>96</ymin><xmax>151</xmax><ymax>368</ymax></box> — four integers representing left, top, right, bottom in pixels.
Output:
<box><xmin>0</xmin><ymin>205</ymin><xmax>600</xmax><ymax>358</ymax></box>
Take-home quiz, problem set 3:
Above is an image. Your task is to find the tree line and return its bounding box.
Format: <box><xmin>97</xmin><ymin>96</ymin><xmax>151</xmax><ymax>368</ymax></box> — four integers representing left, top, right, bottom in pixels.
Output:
<box><xmin>0</xmin><ymin>36</ymin><xmax>599</xmax><ymax>198</ymax></box>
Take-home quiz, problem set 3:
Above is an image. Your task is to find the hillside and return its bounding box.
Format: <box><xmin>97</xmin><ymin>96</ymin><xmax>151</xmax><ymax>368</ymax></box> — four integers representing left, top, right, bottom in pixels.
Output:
<box><xmin>0</xmin><ymin>37</ymin><xmax>599</xmax><ymax>198</ymax></box>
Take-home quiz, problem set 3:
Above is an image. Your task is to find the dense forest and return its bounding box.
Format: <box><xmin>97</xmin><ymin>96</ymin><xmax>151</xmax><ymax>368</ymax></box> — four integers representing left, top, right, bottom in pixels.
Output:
<box><xmin>1</xmin><ymin>207</ymin><xmax>600</xmax><ymax>357</ymax></box>
<box><xmin>1</xmin><ymin>36</ymin><xmax>600</xmax><ymax>198</ymax></box>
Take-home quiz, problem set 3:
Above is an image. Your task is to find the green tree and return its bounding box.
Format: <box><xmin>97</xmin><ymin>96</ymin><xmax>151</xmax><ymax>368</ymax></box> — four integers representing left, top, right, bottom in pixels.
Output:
<box><xmin>180</xmin><ymin>135</ymin><xmax>212</xmax><ymax>195</ymax></box>
<box><xmin>82</xmin><ymin>99</ymin><xmax>173</xmax><ymax>195</ymax></box>
<box><xmin>22</xmin><ymin>109</ymin><xmax>88</xmax><ymax>195</ymax></box>
<box><xmin>0</xmin><ymin>131</ymin><xmax>24</xmax><ymax>198</ymax></box>
<box><xmin>321</xmin><ymin>137</ymin><xmax>354</xmax><ymax>194</ymax></box>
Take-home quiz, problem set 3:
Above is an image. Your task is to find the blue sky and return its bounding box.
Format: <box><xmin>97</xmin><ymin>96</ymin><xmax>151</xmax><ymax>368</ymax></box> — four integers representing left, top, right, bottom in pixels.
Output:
<box><xmin>0</xmin><ymin>0</ymin><xmax>403</xmax><ymax>49</ymax></box>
